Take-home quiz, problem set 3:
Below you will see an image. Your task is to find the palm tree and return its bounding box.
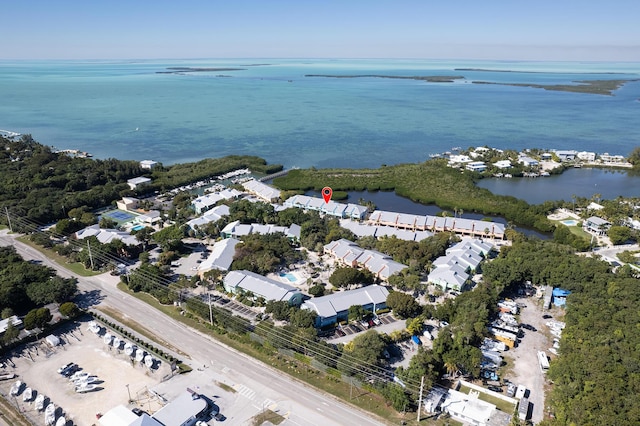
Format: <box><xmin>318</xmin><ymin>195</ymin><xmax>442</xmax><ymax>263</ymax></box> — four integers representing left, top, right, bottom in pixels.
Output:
<box><xmin>444</xmin><ymin>360</ymin><xmax>459</xmax><ymax>378</ymax></box>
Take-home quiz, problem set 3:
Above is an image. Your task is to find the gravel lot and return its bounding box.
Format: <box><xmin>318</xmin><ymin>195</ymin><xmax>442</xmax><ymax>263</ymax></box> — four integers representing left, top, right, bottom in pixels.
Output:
<box><xmin>502</xmin><ymin>296</ymin><xmax>554</xmax><ymax>424</ymax></box>
<box><xmin>0</xmin><ymin>320</ymin><xmax>170</xmax><ymax>426</ymax></box>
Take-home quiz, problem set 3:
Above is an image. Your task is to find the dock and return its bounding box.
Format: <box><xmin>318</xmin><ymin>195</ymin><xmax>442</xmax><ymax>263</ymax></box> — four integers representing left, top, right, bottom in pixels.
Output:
<box><xmin>258</xmin><ymin>167</ymin><xmax>298</xmax><ymax>182</ymax></box>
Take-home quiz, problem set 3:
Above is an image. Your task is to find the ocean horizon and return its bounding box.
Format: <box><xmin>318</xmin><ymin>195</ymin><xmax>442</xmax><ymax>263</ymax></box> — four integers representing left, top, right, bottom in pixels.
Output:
<box><xmin>1</xmin><ymin>58</ymin><xmax>639</xmax><ymax>169</ymax></box>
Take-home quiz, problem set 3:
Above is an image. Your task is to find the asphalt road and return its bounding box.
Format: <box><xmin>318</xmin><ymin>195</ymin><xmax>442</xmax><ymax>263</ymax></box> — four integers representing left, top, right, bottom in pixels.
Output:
<box><xmin>0</xmin><ymin>231</ymin><xmax>385</xmax><ymax>426</ymax></box>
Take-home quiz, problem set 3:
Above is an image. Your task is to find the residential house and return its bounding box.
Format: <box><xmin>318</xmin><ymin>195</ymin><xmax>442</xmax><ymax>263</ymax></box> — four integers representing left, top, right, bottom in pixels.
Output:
<box><xmin>75</xmin><ymin>224</ymin><xmax>139</xmax><ymax>246</ymax></box>
<box><xmin>555</xmin><ymin>150</ymin><xmax>578</xmax><ymax>162</ymax></box>
<box><xmin>518</xmin><ymin>155</ymin><xmax>539</xmax><ymax>167</ymax></box>
<box><xmin>140</xmin><ymin>160</ymin><xmax>159</xmax><ymax>170</ymax></box>
<box><xmin>301</xmin><ymin>285</ymin><xmax>390</xmax><ymax>327</ymax></box>
<box><xmin>583</xmin><ymin>216</ymin><xmax>611</xmax><ymax>235</ymax></box>
<box><xmin>192</xmin><ymin>188</ymin><xmax>241</xmax><ymax>214</ymax></box>
<box><xmin>492</xmin><ymin>160</ymin><xmax>512</xmax><ymax>169</ymax></box>
<box><xmin>127</xmin><ymin>176</ymin><xmax>152</xmax><ymax>190</ymax></box>
<box><xmin>224</xmin><ymin>270</ymin><xmax>303</xmax><ymax>305</ymax></box>
<box><xmin>187</xmin><ymin>205</ymin><xmax>230</xmax><ymax>231</ymax></box>
<box><xmin>116</xmin><ymin>197</ymin><xmax>139</xmax><ymax>211</ymax></box>
<box><xmin>465</xmin><ymin>161</ymin><xmax>487</xmax><ymax>172</ymax></box>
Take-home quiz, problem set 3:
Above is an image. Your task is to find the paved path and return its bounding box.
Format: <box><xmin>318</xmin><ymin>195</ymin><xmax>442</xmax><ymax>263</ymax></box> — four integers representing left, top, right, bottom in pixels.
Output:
<box><xmin>0</xmin><ymin>231</ymin><xmax>386</xmax><ymax>426</ymax></box>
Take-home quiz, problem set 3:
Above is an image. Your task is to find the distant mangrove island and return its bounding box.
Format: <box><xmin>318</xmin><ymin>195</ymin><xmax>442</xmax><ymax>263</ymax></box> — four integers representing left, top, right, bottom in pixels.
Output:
<box><xmin>305</xmin><ymin>74</ymin><xmax>464</xmax><ymax>83</ymax></box>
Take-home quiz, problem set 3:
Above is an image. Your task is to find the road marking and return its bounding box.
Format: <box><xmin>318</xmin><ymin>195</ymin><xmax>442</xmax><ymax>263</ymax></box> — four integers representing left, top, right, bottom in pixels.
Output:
<box><xmin>237</xmin><ymin>384</ymin><xmax>255</xmax><ymax>400</ymax></box>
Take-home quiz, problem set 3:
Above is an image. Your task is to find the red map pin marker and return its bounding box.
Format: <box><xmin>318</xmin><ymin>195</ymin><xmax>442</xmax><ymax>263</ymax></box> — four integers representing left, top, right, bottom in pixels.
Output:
<box><xmin>322</xmin><ymin>187</ymin><xmax>333</xmax><ymax>204</ymax></box>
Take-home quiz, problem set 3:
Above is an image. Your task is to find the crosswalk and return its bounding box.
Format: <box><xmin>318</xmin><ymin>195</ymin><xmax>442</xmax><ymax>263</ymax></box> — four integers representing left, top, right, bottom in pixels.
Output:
<box><xmin>236</xmin><ymin>384</ymin><xmax>256</xmax><ymax>400</ymax></box>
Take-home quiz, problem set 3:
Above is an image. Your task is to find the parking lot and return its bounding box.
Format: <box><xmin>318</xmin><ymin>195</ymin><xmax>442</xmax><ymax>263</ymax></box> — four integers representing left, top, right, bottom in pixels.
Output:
<box><xmin>0</xmin><ymin>320</ymin><xmax>170</xmax><ymax>426</ymax></box>
<box><xmin>328</xmin><ymin>314</ymin><xmax>403</xmax><ymax>343</ymax></box>
<box><xmin>207</xmin><ymin>294</ymin><xmax>260</xmax><ymax>321</ymax></box>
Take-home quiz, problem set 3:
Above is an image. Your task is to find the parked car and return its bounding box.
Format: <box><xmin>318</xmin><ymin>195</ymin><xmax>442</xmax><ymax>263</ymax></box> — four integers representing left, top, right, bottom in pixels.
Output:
<box><xmin>542</xmin><ymin>314</ymin><xmax>552</xmax><ymax>319</ymax></box>
<box><xmin>213</xmin><ymin>413</ymin><xmax>225</xmax><ymax>422</ymax></box>
<box><xmin>488</xmin><ymin>385</ymin><xmax>503</xmax><ymax>393</ymax></box>
<box><xmin>368</xmin><ymin>319</ymin><xmax>376</xmax><ymax>328</ymax></box>
<box><xmin>335</xmin><ymin>329</ymin><xmax>345</xmax><ymax>337</ymax></box>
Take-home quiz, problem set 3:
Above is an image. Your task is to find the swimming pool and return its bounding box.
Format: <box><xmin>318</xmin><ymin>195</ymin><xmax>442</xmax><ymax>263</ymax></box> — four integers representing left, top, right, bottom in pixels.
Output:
<box><xmin>279</xmin><ymin>272</ymin><xmax>297</xmax><ymax>283</ymax></box>
<box><xmin>561</xmin><ymin>219</ymin><xmax>579</xmax><ymax>226</ymax></box>
<box><xmin>131</xmin><ymin>224</ymin><xmax>145</xmax><ymax>231</ymax></box>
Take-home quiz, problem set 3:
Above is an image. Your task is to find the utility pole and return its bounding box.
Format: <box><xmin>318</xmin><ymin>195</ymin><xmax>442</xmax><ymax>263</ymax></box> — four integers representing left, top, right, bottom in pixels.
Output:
<box><xmin>87</xmin><ymin>240</ymin><xmax>95</xmax><ymax>270</ymax></box>
<box><xmin>4</xmin><ymin>207</ymin><xmax>12</xmax><ymax>232</ymax></box>
<box><xmin>417</xmin><ymin>376</ymin><xmax>425</xmax><ymax>422</ymax></box>
<box><xmin>208</xmin><ymin>293</ymin><xmax>213</xmax><ymax>325</ymax></box>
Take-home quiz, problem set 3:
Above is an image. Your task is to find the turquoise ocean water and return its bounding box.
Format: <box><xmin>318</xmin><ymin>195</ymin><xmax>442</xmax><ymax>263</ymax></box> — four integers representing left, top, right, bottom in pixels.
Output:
<box><xmin>1</xmin><ymin>59</ymin><xmax>639</xmax><ymax>169</ymax></box>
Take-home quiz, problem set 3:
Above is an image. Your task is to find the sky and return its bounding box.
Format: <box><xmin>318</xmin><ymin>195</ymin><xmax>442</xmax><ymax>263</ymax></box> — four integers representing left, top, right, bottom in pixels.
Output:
<box><xmin>3</xmin><ymin>0</ymin><xmax>640</xmax><ymax>61</ymax></box>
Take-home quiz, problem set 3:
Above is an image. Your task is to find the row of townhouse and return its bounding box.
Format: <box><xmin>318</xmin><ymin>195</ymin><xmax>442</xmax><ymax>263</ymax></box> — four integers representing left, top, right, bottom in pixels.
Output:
<box><xmin>242</xmin><ymin>179</ymin><xmax>281</xmax><ymax>202</ymax></box>
<box><xmin>283</xmin><ymin>194</ymin><xmax>368</xmax><ymax>220</ymax></box>
<box><xmin>323</xmin><ymin>239</ymin><xmax>407</xmax><ymax>281</ymax></box>
<box><xmin>368</xmin><ymin>210</ymin><xmax>506</xmax><ymax>239</ymax></box>
<box><xmin>220</xmin><ymin>220</ymin><xmax>301</xmax><ymax>241</ymax></box>
<box><xmin>191</xmin><ymin>188</ymin><xmax>242</xmax><ymax>214</ymax></box>
<box><xmin>427</xmin><ymin>239</ymin><xmax>495</xmax><ymax>292</ymax></box>
<box><xmin>339</xmin><ymin>218</ymin><xmax>434</xmax><ymax>242</ymax></box>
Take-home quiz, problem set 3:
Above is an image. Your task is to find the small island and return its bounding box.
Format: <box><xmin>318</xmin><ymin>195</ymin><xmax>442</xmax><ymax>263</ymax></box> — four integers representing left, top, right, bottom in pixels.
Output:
<box><xmin>156</xmin><ymin>67</ymin><xmax>246</xmax><ymax>74</ymax></box>
<box><xmin>305</xmin><ymin>74</ymin><xmax>465</xmax><ymax>83</ymax></box>
<box><xmin>472</xmin><ymin>79</ymin><xmax>639</xmax><ymax>96</ymax></box>
<box><xmin>454</xmin><ymin>68</ymin><xmax>625</xmax><ymax>75</ymax></box>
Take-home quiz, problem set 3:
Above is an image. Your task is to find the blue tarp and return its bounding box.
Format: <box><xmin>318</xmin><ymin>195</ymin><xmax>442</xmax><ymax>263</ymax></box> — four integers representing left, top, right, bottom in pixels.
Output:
<box><xmin>553</xmin><ymin>288</ymin><xmax>571</xmax><ymax>297</ymax></box>
<box><xmin>411</xmin><ymin>335</ymin><xmax>421</xmax><ymax>345</ymax></box>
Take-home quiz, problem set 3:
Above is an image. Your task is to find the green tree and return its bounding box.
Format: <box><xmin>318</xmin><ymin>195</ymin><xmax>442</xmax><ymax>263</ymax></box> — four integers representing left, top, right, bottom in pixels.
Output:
<box><xmin>24</xmin><ymin>307</ymin><xmax>52</xmax><ymax>330</ymax></box>
<box><xmin>308</xmin><ymin>283</ymin><xmax>325</xmax><ymax>297</ymax></box>
<box><xmin>608</xmin><ymin>226</ymin><xmax>632</xmax><ymax>245</ymax></box>
<box><xmin>265</xmin><ymin>300</ymin><xmax>291</xmax><ymax>321</ymax></box>
<box><xmin>348</xmin><ymin>305</ymin><xmax>367</xmax><ymax>322</ymax></box>
<box><xmin>329</xmin><ymin>266</ymin><xmax>374</xmax><ymax>288</ymax></box>
<box><xmin>1</xmin><ymin>308</ymin><xmax>14</xmax><ymax>319</ymax></box>
<box><xmin>2</xmin><ymin>322</ymin><xmax>19</xmax><ymax>346</ymax></box>
<box><xmin>59</xmin><ymin>302</ymin><xmax>80</xmax><ymax>318</ymax></box>
<box><xmin>406</xmin><ymin>317</ymin><xmax>424</xmax><ymax>335</ymax></box>
<box><xmin>386</xmin><ymin>292</ymin><xmax>421</xmax><ymax>319</ymax></box>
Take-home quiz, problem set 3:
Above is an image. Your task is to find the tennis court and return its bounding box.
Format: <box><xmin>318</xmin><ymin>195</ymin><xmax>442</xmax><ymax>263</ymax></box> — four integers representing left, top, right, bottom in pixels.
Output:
<box><xmin>101</xmin><ymin>209</ymin><xmax>137</xmax><ymax>225</ymax></box>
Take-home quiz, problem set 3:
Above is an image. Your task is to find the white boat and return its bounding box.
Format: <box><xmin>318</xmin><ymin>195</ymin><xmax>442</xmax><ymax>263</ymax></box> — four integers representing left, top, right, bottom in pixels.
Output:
<box><xmin>103</xmin><ymin>333</ymin><xmax>113</xmax><ymax>345</ymax></box>
<box><xmin>55</xmin><ymin>417</ymin><xmax>66</xmax><ymax>426</ymax></box>
<box><xmin>45</xmin><ymin>403</ymin><xmax>56</xmax><ymax>425</ymax></box>
<box><xmin>69</xmin><ymin>370</ymin><xmax>87</xmax><ymax>380</ymax></box>
<box><xmin>87</xmin><ymin>321</ymin><xmax>101</xmax><ymax>334</ymax></box>
<box><xmin>75</xmin><ymin>383</ymin><xmax>97</xmax><ymax>393</ymax></box>
<box><xmin>10</xmin><ymin>380</ymin><xmax>22</xmax><ymax>396</ymax></box>
<box><xmin>144</xmin><ymin>354</ymin><xmax>154</xmax><ymax>368</ymax></box>
<box><xmin>135</xmin><ymin>348</ymin><xmax>146</xmax><ymax>363</ymax></box>
<box><xmin>74</xmin><ymin>376</ymin><xmax>98</xmax><ymax>386</ymax></box>
<box><xmin>35</xmin><ymin>393</ymin><xmax>46</xmax><ymax>411</ymax></box>
<box><xmin>22</xmin><ymin>387</ymin><xmax>33</xmax><ymax>402</ymax></box>
<box><xmin>0</xmin><ymin>372</ymin><xmax>16</xmax><ymax>381</ymax></box>
<box><xmin>112</xmin><ymin>336</ymin><xmax>121</xmax><ymax>349</ymax></box>
<box><xmin>124</xmin><ymin>342</ymin><xmax>134</xmax><ymax>356</ymax></box>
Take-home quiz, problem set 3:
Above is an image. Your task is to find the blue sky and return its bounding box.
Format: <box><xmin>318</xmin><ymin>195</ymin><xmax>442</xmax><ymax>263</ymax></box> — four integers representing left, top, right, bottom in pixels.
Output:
<box><xmin>4</xmin><ymin>0</ymin><xmax>640</xmax><ymax>61</ymax></box>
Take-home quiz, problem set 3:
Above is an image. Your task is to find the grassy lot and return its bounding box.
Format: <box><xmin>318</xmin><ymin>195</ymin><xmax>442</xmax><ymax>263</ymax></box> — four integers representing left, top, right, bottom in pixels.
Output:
<box><xmin>550</xmin><ymin>219</ymin><xmax>590</xmax><ymax>239</ymax></box>
<box><xmin>458</xmin><ymin>384</ymin><xmax>516</xmax><ymax>413</ymax></box>
<box><xmin>251</xmin><ymin>409</ymin><xmax>285</xmax><ymax>425</ymax></box>
<box><xmin>16</xmin><ymin>236</ymin><xmax>103</xmax><ymax>277</ymax></box>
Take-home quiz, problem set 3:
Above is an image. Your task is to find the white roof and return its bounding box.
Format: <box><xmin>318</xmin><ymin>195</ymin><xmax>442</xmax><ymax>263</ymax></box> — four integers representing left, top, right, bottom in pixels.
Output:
<box><xmin>324</xmin><ymin>239</ymin><xmax>406</xmax><ymax>279</ymax></box>
<box><xmin>198</xmin><ymin>238</ymin><xmax>239</xmax><ymax>272</ymax></box>
<box><xmin>302</xmin><ymin>285</ymin><xmax>390</xmax><ymax>319</ymax></box>
<box><xmin>98</xmin><ymin>404</ymin><xmax>140</xmax><ymax>426</ymax></box>
<box><xmin>242</xmin><ymin>179</ymin><xmax>281</xmax><ymax>201</ymax></box>
<box><xmin>187</xmin><ymin>204</ymin><xmax>230</xmax><ymax>229</ymax></box>
<box><xmin>152</xmin><ymin>391</ymin><xmax>208</xmax><ymax>426</ymax></box>
<box><xmin>368</xmin><ymin>210</ymin><xmax>505</xmax><ymax>236</ymax></box>
<box><xmin>221</xmin><ymin>220</ymin><xmax>300</xmax><ymax>239</ymax></box>
<box><xmin>224</xmin><ymin>270</ymin><xmax>301</xmax><ymax>302</ymax></box>
<box><xmin>127</xmin><ymin>176</ymin><xmax>151</xmax><ymax>185</ymax></box>
<box><xmin>75</xmin><ymin>224</ymin><xmax>139</xmax><ymax>246</ymax></box>
<box><xmin>442</xmin><ymin>389</ymin><xmax>495</xmax><ymax>425</ymax></box>
<box><xmin>428</xmin><ymin>267</ymin><xmax>469</xmax><ymax>288</ymax></box>
<box><xmin>283</xmin><ymin>194</ymin><xmax>368</xmax><ymax>219</ymax></box>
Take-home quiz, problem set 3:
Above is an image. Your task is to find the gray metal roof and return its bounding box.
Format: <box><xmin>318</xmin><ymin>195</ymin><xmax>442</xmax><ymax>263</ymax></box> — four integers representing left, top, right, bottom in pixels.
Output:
<box><xmin>224</xmin><ymin>270</ymin><xmax>301</xmax><ymax>302</ymax></box>
<box><xmin>151</xmin><ymin>390</ymin><xmax>208</xmax><ymax>426</ymax></box>
<box><xmin>302</xmin><ymin>285</ymin><xmax>390</xmax><ymax>319</ymax></box>
<box><xmin>198</xmin><ymin>238</ymin><xmax>239</xmax><ymax>273</ymax></box>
